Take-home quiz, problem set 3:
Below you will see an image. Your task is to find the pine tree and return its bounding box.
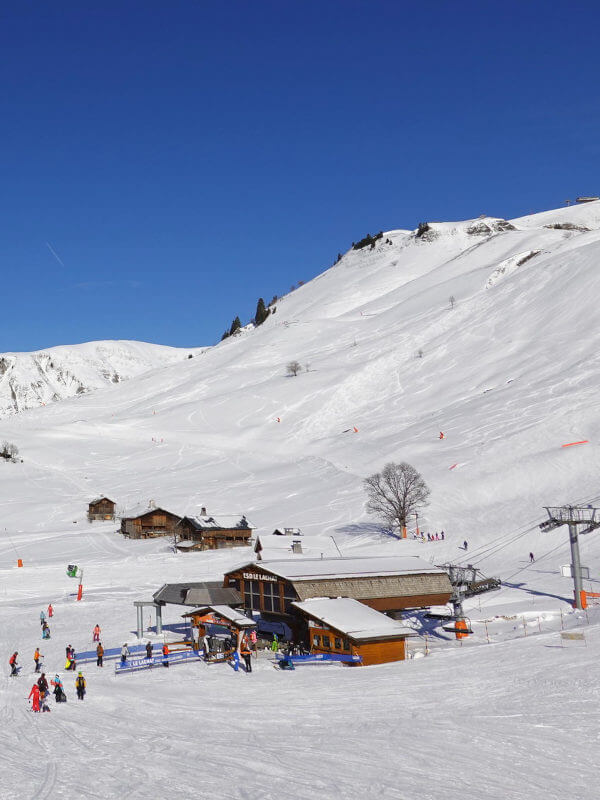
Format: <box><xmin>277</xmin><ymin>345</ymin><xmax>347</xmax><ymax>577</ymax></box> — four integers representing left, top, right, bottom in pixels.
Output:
<box><xmin>229</xmin><ymin>316</ymin><xmax>242</xmax><ymax>336</ymax></box>
<box><xmin>254</xmin><ymin>298</ymin><xmax>270</xmax><ymax>326</ymax></box>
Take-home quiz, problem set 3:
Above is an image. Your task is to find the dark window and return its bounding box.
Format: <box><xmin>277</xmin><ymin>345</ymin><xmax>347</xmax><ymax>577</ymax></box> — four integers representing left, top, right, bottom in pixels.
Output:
<box><xmin>282</xmin><ymin>581</ymin><xmax>297</xmax><ymax>612</ymax></box>
<box><xmin>244</xmin><ymin>580</ymin><xmax>260</xmax><ymax>612</ymax></box>
<box><xmin>343</xmin><ymin>639</ymin><xmax>350</xmax><ymax>651</ymax></box>
<box><xmin>262</xmin><ymin>582</ymin><xmax>280</xmax><ymax>613</ymax></box>
<box><xmin>334</xmin><ymin>637</ymin><xmax>342</xmax><ymax>650</ymax></box>
<box><xmin>313</xmin><ymin>635</ymin><xmax>320</xmax><ymax>647</ymax></box>
<box><xmin>322</xmin><ymin>636</ymin><xmax>331</xmax><ymax>648</ymax></box>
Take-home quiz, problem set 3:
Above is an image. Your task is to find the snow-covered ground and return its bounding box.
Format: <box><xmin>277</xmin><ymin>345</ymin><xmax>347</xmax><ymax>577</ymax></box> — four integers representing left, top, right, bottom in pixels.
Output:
<box><xmin>2</xmin><ymin>201</ymin><xmax>600</xmax><ymax>798</ymax></box>
<box><xmin>0</xmin><ymin>340</ymin><xmax>200</xmax><ymax>417</ymax></box>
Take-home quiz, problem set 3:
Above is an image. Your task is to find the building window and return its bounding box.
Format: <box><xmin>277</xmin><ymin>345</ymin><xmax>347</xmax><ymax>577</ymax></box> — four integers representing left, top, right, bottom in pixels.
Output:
<box><xmin>322</xmin><ymin>635</ymin><xmax>331</xmax><ymax>648</ymax></box>
<box><xmin>282</xmin><ymin>581</ymin><xmax>297</xmax><ymax>612</ymax></box>
<box><xmin>313</xmin><ymin>635</ymin><xmax>320</xmax><ymax>647</ymax></box>
<box><xmin>262</xmin><ymin>582</ymin><xmax>280</xmax><ymax>613</ymax></box>
<box><xmin>343</xmin><ymin>639</ymin><xmax>350</xmax><ymax>651</ymax></box>
<box><xmin>244</xmin><ymin>580</ymin><xmax>260</xmax><ymax>612</ymax></box>
<box><xmin>334</xmin><ymin>637</ymin><xmax>342</xmax><ymax>650</ymax></box>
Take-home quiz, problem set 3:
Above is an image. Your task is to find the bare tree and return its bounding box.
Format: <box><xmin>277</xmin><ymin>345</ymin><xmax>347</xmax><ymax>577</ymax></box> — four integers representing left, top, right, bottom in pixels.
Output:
<box><xmin>286</xmin><ymin>361</ymin><xmax>302</xmax><ymax>377</ymax></box>
<box><xmin>363</xmin><ymin>462</ymin><xmax>430</xmax><ymax>533</ymax></box>
<box><xmin>0</xmin><ymin>441</ymin><xmax>19</xmax><ymax>462</ymax></box>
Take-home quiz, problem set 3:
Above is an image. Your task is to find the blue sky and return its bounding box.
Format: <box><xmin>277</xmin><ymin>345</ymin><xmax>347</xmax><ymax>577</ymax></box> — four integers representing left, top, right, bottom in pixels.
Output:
<box><xmin>1</xmin><ymin>0</ymin><xmax>598</xmax><ymax>350</ymax></box>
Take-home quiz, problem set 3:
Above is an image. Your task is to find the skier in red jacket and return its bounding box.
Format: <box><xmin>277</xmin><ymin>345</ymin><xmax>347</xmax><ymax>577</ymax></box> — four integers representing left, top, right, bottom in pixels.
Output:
<box><xmin>28</xmin><ymin>684</ymin><xmax>40</xmax><ymax>712</ymax></box>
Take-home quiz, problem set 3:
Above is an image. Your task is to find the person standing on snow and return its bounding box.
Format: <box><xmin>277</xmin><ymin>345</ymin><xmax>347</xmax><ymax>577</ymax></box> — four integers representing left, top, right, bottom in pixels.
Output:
<box><xmin>75</xmin><ymin>672</ymin><xmax>86</xmax><ymax>700</ymax></box>
<box><xmin>28</xmin><ymin>684</ymin><xmax>41</xmax><ymax>712</ymax></box>
<box><xmin>52</xmin><ymin>675</ymin><xmax>66</xmax><ymax>703</ymax></box>
<box><xmin>37</xmin><ymin>673</ymin><xmax>49</xmax><ymax>695</ymax></box>
<box><xmin>463</xmin><ymin>540</ymin><xmax>468</xmax><ymax>551</ymax></box>
<box><xmin>241</xmin><ymin>638</ymin><xmax>253</xmax><ymax>673</ymax></box>
<box><xmin>162</xmin><ymin>643</ymin><xmax>169</xmax><ymax>667</ymax></box>
<box><xmin>145</xmin><ymin>642</ymin><xmax>153</xmax><ymax>660</ymax></box>
<box><xmin>270</xmin><ymin>634</ymin><xmax>279</xmax><ymax>653</ymax></box>
<box><xmin>34</xmin><ymin>648</ymin><xmax>43</xmax><ymax>673</ymax></box>
<box><xmin>47</xmin><ymin>604</ymin><xmax>53</xmax><ymax>618</ymax></box>
<box><xmin>39</xmin><ymin>610</ymin><xmax>46</xmax><ymax>626</ymax></box>
<box><xmin>529</xmin><ymin>552</ymin><xmax>535</xmax><ymax>563</ymax></box>
<box><xmin>93</xmin><ymin>625</ymin><xmax>101</xmax><ymax>643</ymax></box>
<box><xmin>120</xmin><ymin>644</ymin><xmax>130</xmax><ymax>664</ymax></box>
<box><xmin>9</xmin><ymin>652</ymin><xmax>18</xmax><ymax>676</ymax></box>
<box><xmin>96</xmin><ymin>643</ymin><xmax>104</xmax><ymax>667</ymax></box>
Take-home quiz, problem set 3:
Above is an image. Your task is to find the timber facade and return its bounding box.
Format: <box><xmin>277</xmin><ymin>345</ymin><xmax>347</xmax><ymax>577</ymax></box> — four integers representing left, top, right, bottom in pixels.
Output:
<box><xmin>176</xmin><ymin>514</ymin><xmax>254</xmax><ymax>552</ymax></box>
<box><xmin>120</xmin><ymin>507</ymin><xmax>182</xmax><ymax>539</ymax></box>
<box><xmin>88</xmin><ymin>497</ymin><xmax>116</xmax><ymax>521</ymax></box>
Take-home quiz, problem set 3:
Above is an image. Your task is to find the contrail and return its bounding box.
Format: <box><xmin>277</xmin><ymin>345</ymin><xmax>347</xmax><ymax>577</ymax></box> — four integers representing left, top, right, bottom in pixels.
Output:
<box><xmin>45</xmin><ymin>241</ymin><xmax>66</xmax><ymax>268</ymax></box>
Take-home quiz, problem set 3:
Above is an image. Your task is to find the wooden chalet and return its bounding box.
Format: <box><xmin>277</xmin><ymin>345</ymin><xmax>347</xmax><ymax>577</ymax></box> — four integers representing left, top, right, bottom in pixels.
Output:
<box><xmin>292</xmin><ymin>597</ymin><xmax>416</xmax><ymax>666</ymax></box>
<box><xmin>176</xmin><ymin>510</ymin><xmax>254</xmax><ymax>552</ymax></box>
<box><xmin>223</xmin><ymin>555</ymin><xmax>453</xmax><ymax>637</ymax></box>
<box><xmin>120</xmin><ymin>504</ymin><xmax>182</xmax><ymax>539</ymax></box>
<box><xmin>88</xmin><ymin>496</ymin><xmax>116</xmax><ymax>521</ymax></box>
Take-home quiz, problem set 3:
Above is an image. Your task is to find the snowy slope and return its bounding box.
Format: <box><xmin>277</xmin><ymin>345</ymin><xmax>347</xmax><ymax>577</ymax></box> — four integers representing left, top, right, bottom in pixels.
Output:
<box><xmin>2</xmin><ymin>201</ymin><xmax>600</xmax><ymax>799</ymax></box>
<box><xmin>0</xmin><ymin>340</ymin><xmax>200</xmax><ymax>417</ymax></box>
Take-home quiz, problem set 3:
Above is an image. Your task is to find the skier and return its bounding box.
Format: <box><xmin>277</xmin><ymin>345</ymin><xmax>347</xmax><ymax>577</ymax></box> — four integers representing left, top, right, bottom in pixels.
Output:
<box><xmin>75</xmin><ymin>671</ymin><xmax>86</xmax><ymax>701</ymax></box>
<box><xmin>93</xmin><ymin>625</ymin><xmax>101</xmax><ymax>643</ymax></box>
<box><xmin>441</xmin><ymin>531</ymin><xmax>445</xmax><ymax>540</ymax></box>
<box><xmin>37</xmin><ymin>673</ymin><xmax>49</xmax><ymax>695</ymax></box>
<box><xmin>96</xmin><ymin>643</ymin><xmax>104</xmax><ymax>668</ymax></box>
<box><xmin>42</xmin><ymin>622</ymin><xmax>50</xmax><ymax>639</ymax></box>
<box><xmin>162</xmin><ymin>643</ymin><xmax>169</xmax><ymax>667</ymax></box>
<box><xmin>9</xmin><ymin>652</ymin><xmax>19</xmax><ymax>677</ymax></box>
<box><xmin>241</xmin><ymin>639</ymin><xmax>252</xmax><ymax>673</ymax></box>
<box><xmin>145</xmin><ymin>641</ymin><xmax>153</xmax><ymax>660</ymax></box>
<box><xmin>34</xmin><ymin>648</ymin><xmax>43</xmax><ymax>673</ymax></box>
<box><xmin>51</xmin><ymin>675</ymin><xmax>67</xmax><ymax>703</ymax></box>
<box><xmin>529</xmin><ymin>552</ymin><xmax>535</xmax><ymax>563</ymax></box>
<box><xmin>463</xmin><ymin>540</ymin><xmax>468</xmax><ymax>551</ymax></box>
<box><xmin>120</xmin><ymin>644</ymin><xmax>130</xmax><ymax>664</ymax></box>
<box><xmin>28</xmin><ymin>683</ymin><xmax>41</xmax><ymax>712</ymax></box>
<box><xmin>39</xmin><ymin>610</ymin><xmax>46</xmax><ymax>626</ymax></box>
<box><xmin>47</xmin><ymin>603</ymin><xmax>53</xmax><ymax>618</ymax></box>
<box><xmin>439</xmin><ymin>432</ymin><xmax>445</xmax><ymax>439</ymax></box>
<box><xmin>270</xmin><ymin>634</ymin><xmax>279</xmax><ymax>653</ymax></box>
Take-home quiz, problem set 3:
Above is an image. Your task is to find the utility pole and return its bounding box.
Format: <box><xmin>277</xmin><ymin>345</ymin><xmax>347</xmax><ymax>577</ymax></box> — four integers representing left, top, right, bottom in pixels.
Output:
<box><xmin>540</xmin><ymin>506</ymin><xmax>600</xmax><ymax>609</ymax></box>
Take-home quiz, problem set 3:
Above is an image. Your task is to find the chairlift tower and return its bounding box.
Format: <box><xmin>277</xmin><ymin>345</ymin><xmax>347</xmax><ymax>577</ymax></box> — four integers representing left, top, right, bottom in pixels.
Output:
<box><xmin>540</xmin><ymin>505</ymin><xmax>600</xmax><ymax>609</ymax></box>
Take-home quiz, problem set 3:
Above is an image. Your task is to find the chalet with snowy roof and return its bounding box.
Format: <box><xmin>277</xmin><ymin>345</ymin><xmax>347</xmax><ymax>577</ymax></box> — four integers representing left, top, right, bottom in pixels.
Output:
<box><xmin>292</xmin><ymin>597</ymin><xmax>416</xmax><ymax>665</ymax></box>
<box><xmin>88</xmin><ymin>496</ymin><xmax>116</xmax><ymax>521</ymax></box>
<box><xmin>223</xmin><ymin>556</ymin><xmax>453</xmax><ymax>634</ymax></box>
<box><xmin>176</xmin><ymin>508</ymin><xmax>254</xmax><ymax>551</ymax></box>
<box><xmin>120</xmin><ymin>504</ymin><xmax>182</xmax><ymax>539</ymax></box>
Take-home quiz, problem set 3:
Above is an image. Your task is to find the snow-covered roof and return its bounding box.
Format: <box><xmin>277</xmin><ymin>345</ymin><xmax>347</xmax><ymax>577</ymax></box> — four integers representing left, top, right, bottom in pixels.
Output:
<box><xmin>237</xmin><ymin>555</ymin><xmax>445</xmax><ymax>581</ymax></box>
<box><xmin>121</xmin><ymin>503</ymin><xmax>180</xmax><ymax>520</ymax></box>
<box><xmin>292</xmin><ymin>598</ymin><xmax>416</xmax><ymax>641</ymax></box>
<box><xmin>153</xmin><ymin>582</ymin><xmax>242</xmax><ymax>607</ymax></box>
<box><xmin>89</xmin><ymin>496</ymin><xmax>115</xmax><ymax>505</ymax></box>
<box><xmin>183</xmin><ymin>514</ymin><xmax>254</xmax><ymax>531</ymax></box>
<box><xmin>183</xmin><ymin>605</ymin><xmax>255</xmax><ymax>628</ymax></box>
<box><xmin>254</xmin><ymin>533</ymin><xmax>341</xmax><ymax>560</ymax></box>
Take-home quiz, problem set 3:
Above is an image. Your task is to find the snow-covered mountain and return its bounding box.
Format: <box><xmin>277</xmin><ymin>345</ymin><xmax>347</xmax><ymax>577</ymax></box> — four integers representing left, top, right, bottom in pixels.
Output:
<box><xmin>2</xmin><ymin>201</ymin><xmax>600</xmax><ymax>799</ymax></box>
<box><xmin>0</xmin><ymin>339</ymin><xmax>199</xmax><ymax>417</ymax></box>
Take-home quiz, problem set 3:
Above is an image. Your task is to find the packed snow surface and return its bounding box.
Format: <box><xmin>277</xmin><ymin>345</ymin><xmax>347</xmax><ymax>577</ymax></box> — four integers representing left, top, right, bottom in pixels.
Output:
<box><xmin>2</xmin><ymin>202</ymin><xmax>600</xmax><ymax>798</ymax></box>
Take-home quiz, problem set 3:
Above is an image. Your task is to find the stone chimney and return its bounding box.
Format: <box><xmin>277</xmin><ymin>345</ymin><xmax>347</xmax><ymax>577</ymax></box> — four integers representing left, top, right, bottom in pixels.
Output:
<box><xmin>201</xmin><ymin>506</ymin><xmax>207</xmax><ymax>516</ymax></box>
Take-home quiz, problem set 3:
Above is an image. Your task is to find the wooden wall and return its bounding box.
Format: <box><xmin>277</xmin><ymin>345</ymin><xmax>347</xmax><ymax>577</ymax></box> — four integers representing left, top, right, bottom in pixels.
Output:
<box><xmin>309</xmin><ymin>624</ymin><xmax>407</xmax><ymax>666</ymax></box>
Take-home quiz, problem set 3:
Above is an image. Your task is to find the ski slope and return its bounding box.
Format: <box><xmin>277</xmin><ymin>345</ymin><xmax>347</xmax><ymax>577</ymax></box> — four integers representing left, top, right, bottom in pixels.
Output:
<box><xmin>1</xmin><ymin>201</ymin><xmax>600</xmax><ymax>798</ymax></box>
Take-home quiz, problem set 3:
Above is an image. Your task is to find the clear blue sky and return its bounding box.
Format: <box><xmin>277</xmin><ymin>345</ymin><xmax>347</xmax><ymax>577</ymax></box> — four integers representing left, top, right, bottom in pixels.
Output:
<box><xmin>1</xmin><ymin>0</ymin><xmax>598</xmax><ymax>350</ymax></box>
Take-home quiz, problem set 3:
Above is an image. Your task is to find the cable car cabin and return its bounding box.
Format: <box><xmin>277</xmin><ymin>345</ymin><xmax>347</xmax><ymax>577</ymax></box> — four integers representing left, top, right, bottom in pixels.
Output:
<box><xmin>292</xmin><ymin>598</ymin><xmax>416</xmax><ymax>666</ymax></box>
<box><xmin>120</xmin><ymin>505</ymin><xmax>182</xmax><ymax>539</ymax></box>
<box><xmin>88</xmin><ymin>497</ymin><xmax>116</xmax><ymax>521</ymax></box>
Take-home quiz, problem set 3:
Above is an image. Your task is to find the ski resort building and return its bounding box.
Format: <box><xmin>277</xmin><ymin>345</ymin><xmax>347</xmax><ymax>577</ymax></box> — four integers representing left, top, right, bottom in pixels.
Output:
<box><xmin>292</xmin><ymin>597</ymin><xmax>416</xmax><ymax>665</ymax></box>
<box><xmin>120</xmin><ymin>504</ymin><xmax>182</xmax><ymax>539</ymax></box>
<box><xmin>87</xmin><ymin>496</ymin><xmax>116</xmax><ymax>521</ymax></box>
<box><xmin>223</xmin><ymin>556</ymin><xmax>453</xmax><ymax>634</ymax></box>
<box><xmin>176</xmin><ymin>511</ymin><xmax>254</xmax><ymax>551</ymax></box>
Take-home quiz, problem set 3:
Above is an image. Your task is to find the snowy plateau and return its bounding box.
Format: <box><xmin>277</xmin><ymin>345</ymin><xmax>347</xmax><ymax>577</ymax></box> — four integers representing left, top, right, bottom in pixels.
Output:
<box><xmin>2</xmin><ymin>201</ymin><xmax>600</xmax><ymax>799</ymax></box>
